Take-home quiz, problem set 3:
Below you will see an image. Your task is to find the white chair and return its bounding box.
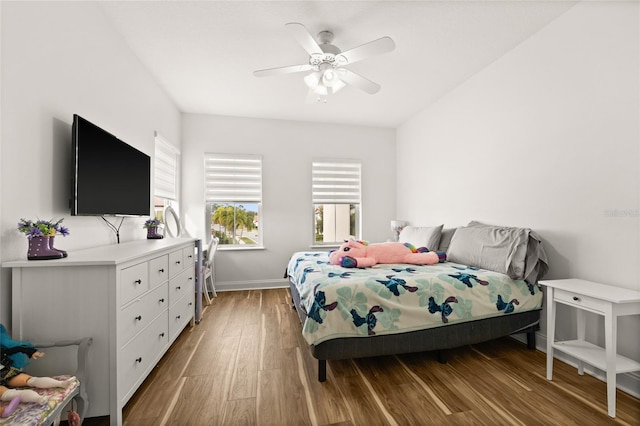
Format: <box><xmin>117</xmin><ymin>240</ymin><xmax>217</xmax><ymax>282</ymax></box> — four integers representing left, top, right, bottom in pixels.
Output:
<box><xmin>202</xmin><ymin>237</ymin><xmax>219</xmax><ymax>305</ymax></box>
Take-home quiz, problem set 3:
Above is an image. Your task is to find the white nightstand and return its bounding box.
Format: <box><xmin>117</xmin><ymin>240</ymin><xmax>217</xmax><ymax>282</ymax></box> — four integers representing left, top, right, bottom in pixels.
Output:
<box><xmin>539</xmin><ymin>279</ymin><xmax>640</xmax><ymax>418</ymax></box>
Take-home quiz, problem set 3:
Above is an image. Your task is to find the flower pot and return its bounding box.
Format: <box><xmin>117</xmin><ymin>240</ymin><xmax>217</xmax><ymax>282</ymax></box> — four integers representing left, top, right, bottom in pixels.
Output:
<box><xmin>146</xmin><ymin>227</ymin><xmax>163</xmax><ymax>240</ymax></box>
<box><xmin>48</xmin><ymin>235</ymin><xmax>68</xmax><ymax>257</ymax></box>
<box><xmin>27</xmin><ymin>236</ymin><xmax>64</xmax><ymax>260</ymax></box>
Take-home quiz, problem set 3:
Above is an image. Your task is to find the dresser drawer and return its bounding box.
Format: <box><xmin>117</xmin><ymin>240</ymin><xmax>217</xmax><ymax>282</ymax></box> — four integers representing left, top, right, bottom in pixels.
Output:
<box><xmin>120</xmin><ymin>262</ymin><xmax>149</xmax><ymax>305</ymax></box>
<box><xmin>183</xmin><ymin>245</ymin><xmax>195</xmax><ymax>268</ymax></box>
<box><xmin>119</xmin><ymin>284</ymin><xmax>169</xmax><ymax>346</ymax></box>
<box><xmin>119</xmin><ymin>314</ymin><xmax>168</xmax><ymax>400</ymax></box>
<box><xmin>169</xmin><ymin>269</ymin><xmax>194</xmax><ymax>305</ymax></box>
<box><xmin>169</xmin><ymin>294</ymin><xmax>194</xmax><ymax>340</ymax></box>
<box><xmin>168</xmin><ymin>249</ymin><xmax>185</xmax><ymax>277</ymax></box>
<box><xmin>555</xmin><ymin>289</ymin><xmax>608</xmax><ymax>313</ymax></box>
<box><xmin>149</xmin><ymin>255</ymin><xmax>169</xmax><ymax>287</ymax></box>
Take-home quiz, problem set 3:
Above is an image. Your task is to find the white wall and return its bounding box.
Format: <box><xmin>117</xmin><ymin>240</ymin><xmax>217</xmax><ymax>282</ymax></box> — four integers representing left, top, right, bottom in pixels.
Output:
<box><xmin>0</xmin><ymin>2</ymin><xmax>181</xmax><ymax>326</ymax></box>
<box><xmin>181</xmin><ymin>114</ymin><xmax>395</xmax><ymax>289</ymax></box>
<box><xmin>397</xmin><ymin>1</ymin><xmax>639</xmax><ymax>395</ymax></box>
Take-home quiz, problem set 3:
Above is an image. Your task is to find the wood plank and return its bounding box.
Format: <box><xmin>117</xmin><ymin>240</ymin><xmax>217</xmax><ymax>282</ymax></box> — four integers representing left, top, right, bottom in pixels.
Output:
<box><xmin>228</xmin><ymin>322</ymin><xmax>260</xmax><ymax>400</ymax></box>
<box><xmin>329</xmin><ymin>361</ymin><xmax>391</xmax><ymax>426</ymax></box>
<box><xmin>257</xmin><ymin>366</ymin><xmax>312</xmax><ymax>426</ymax></box>
<box><xmin>398</xmin><ymin>351</ymin><xmax>473</xmax><ymax>414</ymax></box>
<box><xmin>353</xmin><ymin>356</ymin><xmax>450</xmax><ymax>425</ymax></box>
<box><xmin>221</xmin><ymin>398</ymin><xmax>257</xmax><ymax>425</ymax></box>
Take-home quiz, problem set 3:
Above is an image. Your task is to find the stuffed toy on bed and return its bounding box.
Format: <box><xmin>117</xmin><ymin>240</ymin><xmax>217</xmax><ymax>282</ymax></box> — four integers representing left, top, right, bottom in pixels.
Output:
<box><xmin>329</xmin><ymin>240</ymin><xmax>446</xmax><ymax>268</ymax></box>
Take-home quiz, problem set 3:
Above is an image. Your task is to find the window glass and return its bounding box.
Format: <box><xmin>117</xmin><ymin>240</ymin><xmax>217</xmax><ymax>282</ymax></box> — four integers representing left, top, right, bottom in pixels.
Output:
<box><xmin>208</xmin><ymin>202</ymin><xmax>261</xmax><ymax>245</ymax></box>
<box><xmin>314</xmin><ymin>203</ymin><xmax>359</xmax><ymax>243</ymax></box>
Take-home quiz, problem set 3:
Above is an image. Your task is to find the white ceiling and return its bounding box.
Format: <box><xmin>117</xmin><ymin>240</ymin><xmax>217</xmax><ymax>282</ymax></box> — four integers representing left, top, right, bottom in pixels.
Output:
<box><xmin>99</xmin><ymin>1</ymin><xmax>576</xmax><ymax>128</ymax></box>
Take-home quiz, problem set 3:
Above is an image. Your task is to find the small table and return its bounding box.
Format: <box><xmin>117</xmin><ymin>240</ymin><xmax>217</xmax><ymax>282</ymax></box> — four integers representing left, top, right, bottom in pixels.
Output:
<box><xmin>540</xmin><ymin>279</ymin><xmax>640</xmax><ymax>418</ymax></box>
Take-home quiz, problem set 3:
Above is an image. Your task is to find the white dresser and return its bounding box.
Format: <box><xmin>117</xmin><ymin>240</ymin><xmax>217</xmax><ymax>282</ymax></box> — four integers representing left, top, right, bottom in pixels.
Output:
<box><xmin>4</xmin><ymin>238</ymin><xmax>199</xmax><ymax>425</ymax></box>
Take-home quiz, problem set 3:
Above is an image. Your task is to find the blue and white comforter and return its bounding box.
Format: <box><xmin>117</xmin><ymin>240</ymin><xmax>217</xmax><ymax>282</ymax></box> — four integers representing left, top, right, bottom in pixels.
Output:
<box><xmin>287</xmin><ymin>251</ymin><xmax>543</xmax><ymax>345</ymax></box>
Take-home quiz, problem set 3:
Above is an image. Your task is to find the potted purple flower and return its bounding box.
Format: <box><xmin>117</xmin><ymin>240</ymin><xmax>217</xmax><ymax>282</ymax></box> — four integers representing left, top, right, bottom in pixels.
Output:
<box><xmin>143</xmin><ymin>218</ymin><xmax>163</xmax><ymax>239</ymax></box>
<box><xmin>17</xmin><ymin>218</ymin><xmax>69</xmax><ymax>260</ymax></box>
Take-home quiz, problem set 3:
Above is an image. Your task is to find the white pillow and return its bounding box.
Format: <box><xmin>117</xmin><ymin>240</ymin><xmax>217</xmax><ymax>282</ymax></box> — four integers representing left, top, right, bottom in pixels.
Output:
<box><xmin>398</xmin><ymin>225</ymin><xmax>443</xmax><ymax>250</ymax></box>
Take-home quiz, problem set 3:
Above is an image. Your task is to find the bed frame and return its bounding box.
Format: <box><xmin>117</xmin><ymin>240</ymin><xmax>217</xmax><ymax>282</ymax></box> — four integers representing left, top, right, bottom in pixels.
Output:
<box><xmin>289</xmin><ymin>277</ymin><xmax>540</xmax><ymax>382</ymax></box>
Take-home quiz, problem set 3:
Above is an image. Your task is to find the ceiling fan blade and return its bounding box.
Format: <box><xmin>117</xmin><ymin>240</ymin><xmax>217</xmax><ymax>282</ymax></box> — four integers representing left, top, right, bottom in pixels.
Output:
<box><xmin>285</xmin><ymin>22</ymin><xmax>323</xmax><ymax>56</ymax></box>
<box><xmin>337</xmin><ymin>37</ymin><xmax>395</xmax><ymax>65</ymax></box>
<box><xmin>254</xmin><ymin>64</ymin><xmax>313</xmax><ymax>78</ymax></box>
<box><xmin>338</xmin><ymin>69</ymin><xmax>381</xmax><ymax>94</ymax></box>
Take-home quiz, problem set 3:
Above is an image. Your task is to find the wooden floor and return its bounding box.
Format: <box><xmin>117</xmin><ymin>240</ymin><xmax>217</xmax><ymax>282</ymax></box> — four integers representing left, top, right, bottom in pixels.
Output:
<box><xmin>84</xmin><ymin>288</ymin><xmax>639</xmax><ymax>425</ymax></box>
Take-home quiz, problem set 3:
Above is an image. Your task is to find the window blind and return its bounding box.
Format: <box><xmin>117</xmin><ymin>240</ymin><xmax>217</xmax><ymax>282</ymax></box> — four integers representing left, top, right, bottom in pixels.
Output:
<box><xmin>154</xmin><ymin>132</ymin><xmax>179</xmax><ymax>200</ymax></box>
<box><xmin>204</xmin><ymin>153</ymin><xmax>262</xmax><ymax>203</ymax></box>
<box><xmin>312</xmin><ymin>160</ymin><xmax>361</xmax><ymax>204</ymax></box>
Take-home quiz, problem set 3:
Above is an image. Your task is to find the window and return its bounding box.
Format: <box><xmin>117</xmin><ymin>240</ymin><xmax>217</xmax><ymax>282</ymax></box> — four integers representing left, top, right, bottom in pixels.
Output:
<box><xmin>153</xmin><ymin>132</ymin><xmax>180</xmax><ymax>221</ymax></box>
<box><xmin>312</xmin><ymin>159</ymin><xmax>361</xmax><ymax>245</ymax></box>
<box><xmin>205</xmin><ymin>153</ymin><xmax>262</xmax><ymax>247</ymax></box>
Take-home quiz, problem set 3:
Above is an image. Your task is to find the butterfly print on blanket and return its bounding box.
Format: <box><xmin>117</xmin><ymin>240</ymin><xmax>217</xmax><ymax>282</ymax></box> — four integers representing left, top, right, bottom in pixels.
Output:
<box><xmin>375</xmin><ymin>275</ymin><xmax>418</xmax><ymax>296</ymax></box>
<box><xmin>428</xmin><ymin>296</ymin><xmax>459</xmax><ymax>323</ymax></box>
<box><xmin>448</xmin><ymin>272</ymin><xmax>489</xmax><ymax>287</ymax></box>
<box><xmin>351</xmin><ymin>306</ymin><xmax>384</xmax><ymax>335</ymax></box>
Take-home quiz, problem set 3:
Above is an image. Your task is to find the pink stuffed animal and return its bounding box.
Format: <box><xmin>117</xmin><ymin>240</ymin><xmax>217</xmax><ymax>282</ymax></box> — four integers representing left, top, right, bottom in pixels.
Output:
<box><xmin>329</xmin><ymin>240</ymin><xmax>446</xmax><ymax>268</ymax></box>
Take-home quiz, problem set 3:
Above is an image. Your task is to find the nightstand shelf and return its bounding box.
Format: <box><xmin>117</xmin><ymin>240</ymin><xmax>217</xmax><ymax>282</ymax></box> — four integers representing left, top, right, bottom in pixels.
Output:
<box><xmin>552</xmin><ymin>340</ymin><xmax>640</xmax><ymax>374</ymax></box>
<box><xmin>540</xmin><ymin>279</ymin><xmax>640</xmax><ymax>418</ymax></box>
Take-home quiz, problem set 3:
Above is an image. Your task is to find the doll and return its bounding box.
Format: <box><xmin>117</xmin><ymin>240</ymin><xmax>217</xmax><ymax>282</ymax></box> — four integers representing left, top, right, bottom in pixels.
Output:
<box><xmin>0</xmin><ymin>325</ymin><xmax>75</xmax><ymax>405</ymax></box>
<box><xmin>0</xmin><ymin>395</ymin><xmax>20</xmax><ymax>418</ymax></box>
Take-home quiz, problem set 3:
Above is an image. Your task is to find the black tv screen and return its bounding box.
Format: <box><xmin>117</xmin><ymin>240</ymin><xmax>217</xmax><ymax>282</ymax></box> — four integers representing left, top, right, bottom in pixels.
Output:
<box><xmin>71</xmin><ymin>114</ymin><xmax>151</xmax><ymax>216</ymax></box>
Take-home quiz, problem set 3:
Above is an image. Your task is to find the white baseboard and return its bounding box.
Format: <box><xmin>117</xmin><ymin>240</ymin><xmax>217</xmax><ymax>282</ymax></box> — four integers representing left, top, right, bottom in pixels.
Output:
<box><xmin>512</xmin><ymin>331</ymin><xmax>640</xmax><ymax>400</ymax></box>
<box><xmin>214</xmin><ymin>278</ymin><xmax>289</xmax><ymax>292</ymax></box>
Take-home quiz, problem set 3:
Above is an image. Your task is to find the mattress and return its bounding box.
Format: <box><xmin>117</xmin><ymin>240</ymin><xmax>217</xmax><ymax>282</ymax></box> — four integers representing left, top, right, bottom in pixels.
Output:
<box><xmin>287</xmin><ymin>251</ymin><xmax>543</xmax><ymax>346</ymax></box>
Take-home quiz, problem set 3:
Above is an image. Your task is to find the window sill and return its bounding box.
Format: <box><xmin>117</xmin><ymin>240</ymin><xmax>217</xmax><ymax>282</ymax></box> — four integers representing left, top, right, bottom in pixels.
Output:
<box><xmin>218</xmin><ymin>246</ymin><xmax>265</xmax><ymax>252</ymax></box>
<box><xmin>310</xmin><ymin>245</ymin><xmax>338</xmax><ymax>250</ymax></box>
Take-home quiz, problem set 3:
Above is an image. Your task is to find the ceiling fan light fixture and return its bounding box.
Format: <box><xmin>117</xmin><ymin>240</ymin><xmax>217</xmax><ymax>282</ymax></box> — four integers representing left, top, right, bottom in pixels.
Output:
<box><xmin>322</xmin><ymin>68</ymin><xmax>338</xmax><ymax>87</ymax></box>
<box><xmin>305</xmin><ymin>63</ymin><xmax>345</xmax><ymax>95</ymax></box>
<box><xmin>304</xmin><ymin>71</ymin><xmax>321</xmax><ymax>89</ymax></box>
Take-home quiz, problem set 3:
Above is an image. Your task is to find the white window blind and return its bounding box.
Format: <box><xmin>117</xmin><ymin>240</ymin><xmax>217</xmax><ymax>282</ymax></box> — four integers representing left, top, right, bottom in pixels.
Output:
<box><xmin>154</xmin><ymin>132</ymin><xmax>179</xmax><ymax>200</ymax></box>
<box><xmin>312</xmin><ymin>160</ymin><xmax>361</xmax><ymax>204</ymax></box>
<box><xmin>204</xmin><ymin>153</ymin><xmax>262</xmax><ymax>202</ymax></box>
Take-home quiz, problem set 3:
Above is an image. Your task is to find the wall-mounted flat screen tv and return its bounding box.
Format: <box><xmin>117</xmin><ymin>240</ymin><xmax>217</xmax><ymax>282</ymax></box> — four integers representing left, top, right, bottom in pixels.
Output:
<box><xmin>71</xmin><ymin>114</ymin><xmax>150</xmax><ymax>216</ymax></box>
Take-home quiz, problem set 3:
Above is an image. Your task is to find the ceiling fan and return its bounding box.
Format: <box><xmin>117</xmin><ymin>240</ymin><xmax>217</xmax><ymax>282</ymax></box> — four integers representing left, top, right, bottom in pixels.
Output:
<box><xmin>254</xmin><ymin>23</ymin><xmax>395</xmax><ymax>99</ymax></box>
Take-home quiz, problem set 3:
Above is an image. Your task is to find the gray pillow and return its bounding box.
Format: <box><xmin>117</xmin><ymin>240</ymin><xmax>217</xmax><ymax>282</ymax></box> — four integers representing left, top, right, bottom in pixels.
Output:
<box><xmin>438</xmin><ymin>228</ymin><xmax>457</xmax><ymax>252</ymax></box>
<box><xmin>447</xmin><ymin>222</ymin><xmax>529</xmax><ymax>278</ymax></box>
<box><xmin>398</xmin><ymin>225</ymin><xmax>443</xmax><ymax>250</ymax></box>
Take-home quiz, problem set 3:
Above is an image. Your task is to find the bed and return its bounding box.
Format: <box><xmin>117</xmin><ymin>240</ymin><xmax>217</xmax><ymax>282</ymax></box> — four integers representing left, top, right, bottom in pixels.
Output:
<box><xmin>286</xmin><ymin>221</ymin><xmax>549</xmax><ymax>381</ymax></box>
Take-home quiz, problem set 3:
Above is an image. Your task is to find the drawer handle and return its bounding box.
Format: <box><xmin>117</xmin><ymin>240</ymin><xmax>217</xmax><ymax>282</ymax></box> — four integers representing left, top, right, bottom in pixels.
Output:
<box><xmin>176</xmin><ymin>286</ymin><xmax>181</xmax><ymax>290</ymax></box>
<box><xmin>135</xmin><ymin>315</ymin><xmax>142</xmax><ymax>321</ymax></box>
<box><xmin>159</xmin><ymin>268</ymin><xmax>165</xmax><ymax>273</ymax></box>
<box><xmin>135</xmin><ymin>357</ymin><xmax>142</xmax><ymax>363</ymax></box>
<box><xmin>159</xmin><ymin>298</ymin><xmax>165</xmax><ymax>303</ymax></box>
<box><xmin>176</xmin><ymin>261</ymin><xmax>181</xmax><ymax>265</ymax></box>
<box><xmin>134</xmin><ymin>279</ymin><xmax>142</xmax><ymax>285</ymax></box>
<box><xmin>573</xmin><ymin>296</ymin><xmax>580</xmax><ymax>302</ymax></box>
<box><xmin>188</xmin><ymin>302</ymin><xmax>193</xmax><ymax>306</ymax></box>
<box><xmin>188</xmin><ymin>277</ymin><xmax>193</xmax><ymax>281</ymax></box>
<box><xmin>159</xmin><ymin>332</ymin><xmax>165</xmax><ymax>338</ymax></box>
<box><xmin>188</xmin><ymin>255</ymin><xmax>193</xmax><ymax>259</ymax></box>
<box><xmin>176</xmin><ymin>315</ymin><xmax>181</xmax><ymax>319</ymax></box>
